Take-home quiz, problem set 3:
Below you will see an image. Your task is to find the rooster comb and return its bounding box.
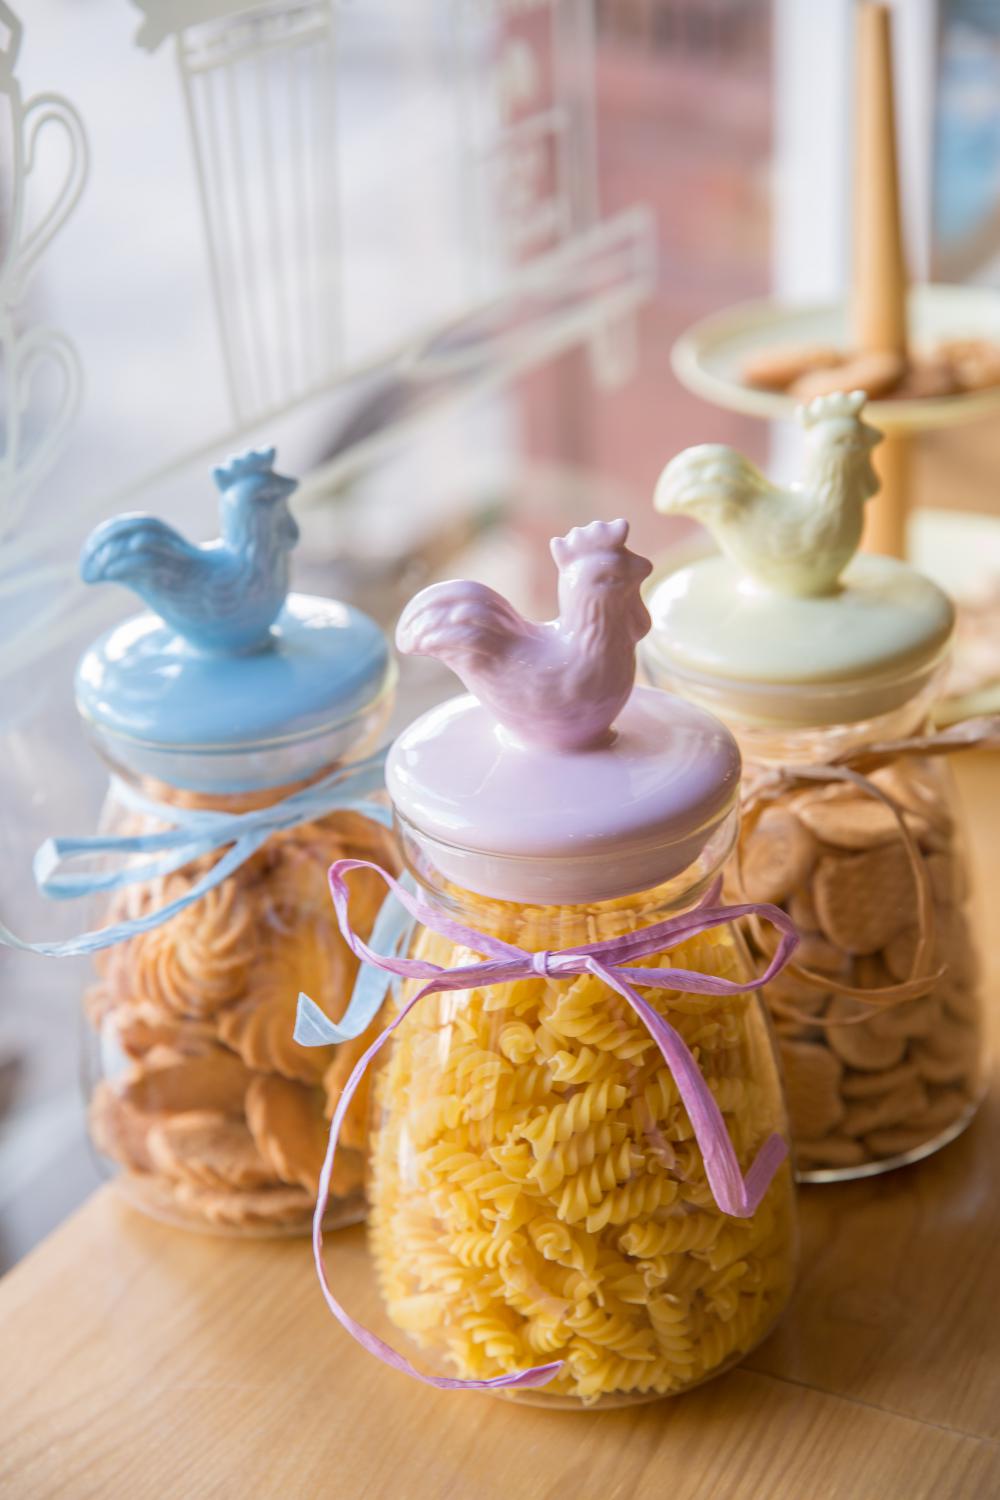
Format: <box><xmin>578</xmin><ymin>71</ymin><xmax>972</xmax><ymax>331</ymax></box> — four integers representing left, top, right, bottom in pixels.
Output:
<box><xmin>212</xmin><ymin>446</ymin><xmax>280</xmax><ymax>488</ymax></box>
<box><xmin>550</xmin><ymin>518</ymin><xmax>635</xmax><ymax>569</ymax></box>
<box><xmin>797</xmin><ymin>389</ymin><xmax>867</xmax><ymax>429</ymax></box>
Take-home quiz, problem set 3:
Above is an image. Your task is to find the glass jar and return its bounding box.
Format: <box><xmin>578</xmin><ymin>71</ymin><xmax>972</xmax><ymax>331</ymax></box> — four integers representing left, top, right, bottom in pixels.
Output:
<box><xmin>728</xmin><ymin>686</ymin><xmax>984</xmax><ymax>1182</ymax></box>
<box><xmin>84</xmin><ymin>749</ymin><xmax>397</xmax><ymax>1236</ymax></box>
<box><xmin>642</xmin><ymin>397</ymin><xmax>984</xmax><ymax>1182</ymax></box>
<box><xmin>72</xmin><ymin>447</ymin><xmax>398</xmax><ymax>1234</ymax></box>
<box><xmin>366</xmin><ymin>809</ymin><xmax>797</xmax><ymax>1408</ymax></box>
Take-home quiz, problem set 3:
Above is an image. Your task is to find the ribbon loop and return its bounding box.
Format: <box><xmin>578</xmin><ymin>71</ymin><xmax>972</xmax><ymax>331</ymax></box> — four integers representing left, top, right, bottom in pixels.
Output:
<box><xmin>737</xmin><ymin>717</ymin><xmax>1000</xmax><ymax>1018</ymax></box>
<box><xmin>301</xmin><ymin>857</ymin><xmax>800</xmax><ymax>1394</ymax></box>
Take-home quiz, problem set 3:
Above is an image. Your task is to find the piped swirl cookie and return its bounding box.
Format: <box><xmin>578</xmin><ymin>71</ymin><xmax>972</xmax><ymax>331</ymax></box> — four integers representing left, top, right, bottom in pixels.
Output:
<box><xmin>85</xmin><ymin>798</ymin><xmax>398</xmax><ymax>1235</ymax></box>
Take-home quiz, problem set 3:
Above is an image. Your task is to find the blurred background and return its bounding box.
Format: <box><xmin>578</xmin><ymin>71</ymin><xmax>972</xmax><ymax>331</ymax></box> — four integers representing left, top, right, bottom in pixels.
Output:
<box><xmin>1</xmin><ymin>0</ymin><xmax>999</xmax><ymax>1268</ymax></box>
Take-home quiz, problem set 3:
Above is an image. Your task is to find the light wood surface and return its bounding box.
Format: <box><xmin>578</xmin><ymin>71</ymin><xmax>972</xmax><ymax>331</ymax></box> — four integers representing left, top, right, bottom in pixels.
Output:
<box><xmin>2</xmin><ymin>754</ymin><xmax>1000</xmax><ymax>1500</ymax></box>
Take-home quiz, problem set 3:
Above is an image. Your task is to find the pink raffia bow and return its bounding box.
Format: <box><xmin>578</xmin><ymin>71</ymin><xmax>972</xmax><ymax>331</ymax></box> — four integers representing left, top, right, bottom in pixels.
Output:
<box><xmin>313</xmin><ymin>859</ymin><xmax>800</xmax><ymax>1393</ymax></box>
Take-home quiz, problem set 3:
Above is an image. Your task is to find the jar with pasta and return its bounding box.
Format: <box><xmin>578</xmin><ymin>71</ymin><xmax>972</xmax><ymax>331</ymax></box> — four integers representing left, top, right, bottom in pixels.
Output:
<box><xmin>642</xmin><ymin>391</ymin><xmax>986</xmax><ymax>1181</ymax></box>
<box><xmin>323</xmin><ymin>519</ymin><xmax>797</xmax><ymax>1409</ymax></box>
<box><xmin>73</xmin><ymin>448</ymin><xmax>398</xmax><ymax>1235</ymax></box>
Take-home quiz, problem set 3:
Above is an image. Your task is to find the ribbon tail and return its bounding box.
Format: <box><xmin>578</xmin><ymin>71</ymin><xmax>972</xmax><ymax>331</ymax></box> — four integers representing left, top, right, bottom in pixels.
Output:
<box><xmin>295</xmin><ymin>885</ymin><xmax>415</xmax><ymax>1048</ymax></box>
<box><xmin>33</xmin><ymin>830</ymin><xmax>220</xmax><ymax>900</ymax></box>
<box><xmin>294</xmin><ymin>995</ymin><xmax>345</xmax><ymax>1048</ymax></box>
<box><xmin>312</xmin><ymin>972</ymin><xmax>562</xmax><ymax>1392</ymax></box>
<box><xmin>0</xmin><ymin>829</ymin><xmax>271</xmax><ymax>957</ymax></box>
<box><xmin>591</xmin><ymin>960</ymin><xmax>787</xmax><ymax>1219</ymax></box>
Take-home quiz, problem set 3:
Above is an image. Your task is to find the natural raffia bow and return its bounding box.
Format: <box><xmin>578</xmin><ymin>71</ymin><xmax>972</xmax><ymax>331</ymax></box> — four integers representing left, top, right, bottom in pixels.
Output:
<box><xmin>294</xmin><ymin>858</ymin><xmax>799</xmax><ymax>1393</ymax></box>
<box><xmin>738</xmin><ymin>714</ymin><xmax>1000</xmax><ymax>1022</ymax></box>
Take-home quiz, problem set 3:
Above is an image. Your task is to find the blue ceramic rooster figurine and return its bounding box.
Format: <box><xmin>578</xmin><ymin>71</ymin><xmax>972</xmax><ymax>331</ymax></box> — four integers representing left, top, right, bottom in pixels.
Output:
<box><xmin>80</xmin><ymin>448</ymin><xmax>299</xmax><ymax>653</ymax></box>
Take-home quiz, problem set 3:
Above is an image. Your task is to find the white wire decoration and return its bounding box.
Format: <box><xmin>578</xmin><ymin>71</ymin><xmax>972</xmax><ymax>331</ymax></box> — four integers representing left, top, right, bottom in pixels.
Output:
<box><xmin>127</xmin><ymin>0</ymin><xmax>655</xmax><ymax>502</ymax></box>
<box><xmin>0</xmin><ymin>0</ymin><xmax>87</xmax><ymax>544</ymax></box>
<box><xmin>0</xmin><ymin>0</ymin><xmax>89</xmax><ymax>684</ymax></box>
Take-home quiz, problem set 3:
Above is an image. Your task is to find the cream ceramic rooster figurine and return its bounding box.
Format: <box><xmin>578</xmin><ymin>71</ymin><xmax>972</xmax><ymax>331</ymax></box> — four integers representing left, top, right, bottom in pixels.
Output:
<box><xmin>654</xmin><ymin>390</ymin><xmax>882</xmax><ymax>596</ymax></box>
<box><xmin>396</xmin><ymin>518</ymin><xmax>652</xmax><ymax>751</ymax></box>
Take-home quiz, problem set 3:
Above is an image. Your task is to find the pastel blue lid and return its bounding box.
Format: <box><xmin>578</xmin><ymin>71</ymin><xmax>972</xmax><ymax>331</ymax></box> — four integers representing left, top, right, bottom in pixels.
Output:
<box><xmin>74</xmin><ymin>448</ymin><xmax>392</xmax><ymax>788</ymax></box>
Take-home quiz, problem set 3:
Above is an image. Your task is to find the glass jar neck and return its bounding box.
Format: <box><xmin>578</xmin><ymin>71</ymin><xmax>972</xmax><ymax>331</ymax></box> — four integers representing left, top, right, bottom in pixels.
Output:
<box><xmin>86</xmin><ymin>699</ymin><xmax>391</xmax><ymax>806</ymax></box>
<box><xmin>729</xmin><ymin>679</ymin><xmax>937</xmax><ymax>768</ymax></box>
<box><xmin>105</xmin><ymin>760</ymin><xmax>341</xmax><ymax>814</ymax></box>
<box><xmin>397</xmin><ymin>809</ymin><xmax>738</xmax><ymax>947</ymax></box>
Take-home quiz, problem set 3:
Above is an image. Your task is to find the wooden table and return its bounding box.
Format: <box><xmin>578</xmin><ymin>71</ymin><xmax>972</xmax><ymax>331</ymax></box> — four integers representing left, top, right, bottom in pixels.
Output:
<box><xmin>3</xmin><ymin>756</ymin><xmax>1000</xmax><ymax>1500</ymax></box>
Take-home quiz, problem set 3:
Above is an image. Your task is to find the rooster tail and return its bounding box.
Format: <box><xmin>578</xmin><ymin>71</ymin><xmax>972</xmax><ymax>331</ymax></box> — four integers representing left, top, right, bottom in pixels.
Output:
<box><xmin>80</xmin><ymin>513</ymin><xmax>200</xmax><ymax>586</ymax></box>
<box><xmin>396</xmin><ymin>578</ymin><xmax>526</xmax><ymax>665</ymax></box>
<box><xmin>654</xmin><ymin>444</ymin><xmax>765</xmax><ymax>525</ymax></box>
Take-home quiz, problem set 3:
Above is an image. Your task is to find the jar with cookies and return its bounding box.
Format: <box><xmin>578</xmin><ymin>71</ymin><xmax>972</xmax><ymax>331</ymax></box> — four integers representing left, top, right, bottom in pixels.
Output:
<box><xmin>311</xmin><ymin>520</ymin><xmax>799</xmax><ymax>1408</ymax></box>
<box><xmin>72</xmin><ymin>449</ymin><xmax>398</xmax><ymax>1235</ymax></box>
<box><xmin>642</xmin><ymin>392</ymin><xmax>986</xmax><ymax>1182</ymax></box>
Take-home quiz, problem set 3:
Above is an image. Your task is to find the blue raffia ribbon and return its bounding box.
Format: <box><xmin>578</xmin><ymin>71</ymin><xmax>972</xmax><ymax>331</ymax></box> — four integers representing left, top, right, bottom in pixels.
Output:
<box><xmin>0</xmin><ymin>748</ymin><xmax>392</xmax><ymax>958</ymax></box>
<box><xmin>295</xmin><ymin>858</ymin><xmax>800</xmax><ymax>1393</ymax></box>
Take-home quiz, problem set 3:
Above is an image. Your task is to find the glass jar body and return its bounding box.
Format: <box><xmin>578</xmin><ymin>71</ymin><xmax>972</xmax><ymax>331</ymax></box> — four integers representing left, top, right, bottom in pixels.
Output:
<box><xmin>84</xmin><ymin>759</ymin><xmax>396</xmax><ymax>1236</ymax></box>
<box><xmin>730</xmin><ymin>693</ymin><xmax>984</xmax><ymax>1181</ymax></box>
<box><xmin>367</xmin><ymin>834</ymin><xmax>797</xmax><ymax>1408</ymax></box>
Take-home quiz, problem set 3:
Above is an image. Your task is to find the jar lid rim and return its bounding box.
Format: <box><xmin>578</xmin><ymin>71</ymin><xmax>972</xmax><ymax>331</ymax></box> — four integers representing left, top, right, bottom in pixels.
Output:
<box><xmin>643</xmin><ymin>553</ymin><xmax>954</xmax><ymax>727</ymax></box>
<box><xmin>75</xmin><ymin>592</ymin><xmax>393</xmax><ymax>754</ymax></box>
<box><xmin>386</xmin><ymin>685</ymin><xmax>741</xmax><ymax>902</ymax></box>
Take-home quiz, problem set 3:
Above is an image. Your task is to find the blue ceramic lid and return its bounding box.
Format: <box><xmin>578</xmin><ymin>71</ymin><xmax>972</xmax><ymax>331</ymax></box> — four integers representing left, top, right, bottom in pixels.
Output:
<box><xmin>74</xmin><ymin>448</ymin><xmax>393</xmax><ymax>790</ymax></box>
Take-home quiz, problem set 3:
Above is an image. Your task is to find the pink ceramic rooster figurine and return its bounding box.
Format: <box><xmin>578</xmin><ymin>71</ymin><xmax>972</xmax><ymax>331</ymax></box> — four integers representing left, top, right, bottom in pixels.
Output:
<box><xmin>395</xmin><ymin>518</ymin><xmax>652</xmax><ymax>751</ymax></box>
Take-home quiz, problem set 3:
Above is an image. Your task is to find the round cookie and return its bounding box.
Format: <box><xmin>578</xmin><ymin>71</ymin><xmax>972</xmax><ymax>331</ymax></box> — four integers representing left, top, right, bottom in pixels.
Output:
<box><xmin>796</xmin><ymin>1136</ymin><xmax>866</xmax><ymax>1171</ymax></box>
<box><xmin>120</xmin><ymin>1049</ymin><xmax>256</xmax><ymax>1115</ymax></box>
<box><xmin>147</xmin><ymin>1111</ymin><xmax>277</xmax><ymax>1190</ymax></box>
<box><xmin>825</xmin><ymin>998</ymin><xmax>907</xmax><ymax>1071</ymax></box>
<box><xmin>741</xmin><ymin>807</ymin><xmax>818</xmax><ymax>905</ymax></box>
<box><xmin>840</xmin><ymin>1078</ymin><xmax>928</xmax><ymax>1138</ymax></box>
<box><xmin>741</xmin><ymin>343</ymin><xmax>841</xmax><ymax>392</ymax></box>
<box><xmin>787</xmin><ymin>884</ymin><xmax>820</xmax><ymax>932</ymax></box>
<box><xmin>796</xmin><ymin>793</ymin><xmax>915</xmax><ymax>852</ymax></box>
<box><xmin>841</xmin><ymin>1061</ymin><xmax>920</xmax><ymax>1100</ymax></box>
<box><xmin>778</xmin><ymin>1040</ymin><xmax>844</xmax><ymax>1141</ymax></box>
<box><xmin>245</xmin><ymin>1075</ymin><xmax>348</xmax><ymax>1195</ymax></box>
<box><xmin>89</xmin><ymin>1081</ymin><xmax>158</xmax><ymax>1173</ymax></box>
<box><xmin>172</xmin><ymin>1180</ymin><xmax>316</xmax><ymax>1230</ymax></box>
<box><xmin>812</xmin><ymin>842</ymin><xmax>916</xmax><ymax>956</ymax></box>
<box><xmin>789</xmin><ymin>350</ymin><xmax>905</xmax><ymax>400</ymax></box>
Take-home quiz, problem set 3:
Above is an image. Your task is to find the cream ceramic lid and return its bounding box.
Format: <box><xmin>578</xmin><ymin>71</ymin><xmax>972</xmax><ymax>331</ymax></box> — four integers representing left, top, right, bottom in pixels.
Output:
<box><xmin>643</xmin><ymin>392</ymin><xmax>955</xmax><ymax>728</ymax></box>
<box><xmin>643</xmin><ymin>553</ymin><xmax>954</xmax><ymax>727</ymax></box>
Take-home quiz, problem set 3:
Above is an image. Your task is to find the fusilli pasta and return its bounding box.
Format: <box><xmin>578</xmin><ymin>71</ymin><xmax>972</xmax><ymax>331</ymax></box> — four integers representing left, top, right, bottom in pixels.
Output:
<box><xmin>368</xmin><ymin>885</ymin><xmax>795</xmax><ymax>1406</ymax></box>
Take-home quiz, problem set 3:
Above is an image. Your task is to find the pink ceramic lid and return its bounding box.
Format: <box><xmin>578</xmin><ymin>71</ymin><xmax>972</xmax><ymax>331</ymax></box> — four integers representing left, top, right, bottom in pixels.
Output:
<box><xmin>388</xmin><ymin>520</ymin><xmax>741</xmax><ymax>904</ymax></box>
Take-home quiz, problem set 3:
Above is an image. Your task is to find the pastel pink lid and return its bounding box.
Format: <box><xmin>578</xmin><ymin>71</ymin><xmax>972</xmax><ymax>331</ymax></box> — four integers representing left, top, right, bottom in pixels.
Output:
<box><xmin>388</xmin><ymin>520</ymin><xmax>741</xmax><ymax>904</ymax></box>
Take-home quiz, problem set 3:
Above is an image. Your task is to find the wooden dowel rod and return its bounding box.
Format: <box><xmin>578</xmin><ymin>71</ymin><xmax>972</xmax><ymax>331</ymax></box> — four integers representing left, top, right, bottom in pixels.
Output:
<box><xmin>864</xmin><ymin>431</ymin><xmax>909</xmax><ymax>557</ymax></box>
<box><xmin>853</xmin><ymin>1</ymin><xmax>908</xmax><ymax>358</ymax></box>
<box><xmin>855</xmin><ymin>1</ymin><xmax>909</xmax><ymax>558</ymax></box>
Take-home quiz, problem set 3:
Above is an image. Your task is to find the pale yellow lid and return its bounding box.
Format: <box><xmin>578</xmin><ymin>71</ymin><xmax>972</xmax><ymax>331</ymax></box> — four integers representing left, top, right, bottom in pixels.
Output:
<box><xmin>642</xmin><ymin>553</ymin><xmax>954</xmax><ymax>727</ymax></box>
<box><xmin>642</xmin><ymin>392</ymin><xmax>955</xmax><ymax>728</ymax></box>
